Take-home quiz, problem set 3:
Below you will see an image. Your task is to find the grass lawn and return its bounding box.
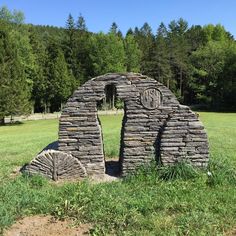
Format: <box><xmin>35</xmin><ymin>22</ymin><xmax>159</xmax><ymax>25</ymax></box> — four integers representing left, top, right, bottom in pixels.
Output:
<box><xmin>0</xmin><ymin>112</ymin><xmax>236</xmax><ymax>235</ymax></box>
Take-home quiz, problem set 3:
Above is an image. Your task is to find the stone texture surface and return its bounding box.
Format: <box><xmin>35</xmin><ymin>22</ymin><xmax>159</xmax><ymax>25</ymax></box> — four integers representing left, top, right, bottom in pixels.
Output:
<box><xmin>24</xmin><ymin>150</ymin><xmax>87</xmax><ymax>180</ymax></box>
<box><xmin>160</xmin><ymin>105</ymin><xmax>209</xmax><ymax>167</ymax></box>
<box><xmin>58</xmin><ymin>73</ymin><xmax>209</xmax><ymax>177</ymax></box>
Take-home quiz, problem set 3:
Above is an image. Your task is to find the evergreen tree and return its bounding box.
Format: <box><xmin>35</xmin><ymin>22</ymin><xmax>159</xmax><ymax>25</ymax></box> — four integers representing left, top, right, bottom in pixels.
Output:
<box><xmin>153</xmin><ymin>23</ymin><xmax>173</xmax><ymax>88</ymax></box>
<box><xmin>0</xmin><ymin>27</ymin><xmax>31</xmax><ymax>124</ymax></box>
<box><xmin>167</xmin><ymin>18</ymin><xmax>191</xmax><ymax>101</ymax></box>
<box><xmin>50</xmin><ymin>49</ymin><xmax>76</xmax><ymax>110</ymax></box>
<box><xmin>10</xmin><ymin>28</ymin><xmax>35</xmax><ymax>87</ymax></box>
<box><xmin>77</xmin><ymin>14</ymin><xmax>87</xmax><ymax>31</ymax></box>
<box><xmin>45</xmin><ymin>40</ymin><xmax>76</xmax><ymax>112</ymax></box>
<box><xmin>74</xmin><ymin>14</ymin><xmax>93</xmax><ymax>83</ymax></box>
<box><xmin>66</xmin><ymin>13</ymin><xmax>76</xmax><ymax>42</ymax></box>
<box><xmin>126</xmin><ymin>28</ymin><xmax>134</xmax><ymax>36</ymax></box>
<box><xmin>64</xmin><ymin>13</ymin><xmax>93</xmax><ymax>84</ymax></box>
<box><xmin>134</xmin><ymin>23</ymin><xmax>155</xmax><ymax>76</ymax></box>
<box><xmin>28</xmin><ymin>26</ymin><xmax>48</xmax><ymax>112</ymax></box>
<box><xmin>109</xmin><ymin>22</ymin><xmax>118</xmax><ymax>35</ymax></box>
<box><xmin>64</xmin><ymin>13</ymin><xmax>78</xmax><ymax>78</ymax></box>
<box><xmin>117</xmin><ymin>30</ymin><xmax>123</xmax><ymax>39</ymax></box>
<box><xmin>109</xmin><ymin>22</ymin><xmax>123</xmax><ymax>39</ymax></box>
<box><xmin>186</xmin><ymin>25</ymin><xmax>207</xmax><ymax>51</ymax></box>
<box><xmin>0</xmin><ymin>5</ymin><xmax>235</xmax><ymax>112</ymax></box>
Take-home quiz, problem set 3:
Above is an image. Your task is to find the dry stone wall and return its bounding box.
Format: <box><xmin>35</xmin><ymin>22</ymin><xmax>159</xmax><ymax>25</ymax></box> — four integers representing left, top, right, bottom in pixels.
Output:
<box><xmin>58</xmin><ymin>73</ymin><xmax>209</xmax><ymax>177</ymax></box>
<box><xmin>160</xmin><ymin>105</ymin><xmax>209</xmax><ymax>167</ymax></box>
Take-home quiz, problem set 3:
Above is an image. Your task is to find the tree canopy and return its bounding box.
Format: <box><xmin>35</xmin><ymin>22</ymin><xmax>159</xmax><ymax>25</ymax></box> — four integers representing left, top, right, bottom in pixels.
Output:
<box><xmin>0</xmin><ymin>5</ymin><xmax>235</xmax><ymax>124</ymax></box>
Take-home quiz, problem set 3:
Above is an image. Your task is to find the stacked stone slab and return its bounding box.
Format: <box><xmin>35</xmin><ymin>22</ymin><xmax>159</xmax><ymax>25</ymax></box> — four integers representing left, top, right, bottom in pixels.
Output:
<box><xmin>58</xmin><ymin>73</ymin><xmax>209</xmax><ymax>177</ymax></box>
<box><xmin>160</xmin><ymin>105</ymin><xmax>209</xmax><ymax>167</ymax></box>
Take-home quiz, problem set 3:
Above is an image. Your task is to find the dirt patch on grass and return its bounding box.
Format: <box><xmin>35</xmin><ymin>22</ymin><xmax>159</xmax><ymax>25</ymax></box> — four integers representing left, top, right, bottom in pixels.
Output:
<box><xmin>9</xmin><ymin>166</ymin><xmax>21</xmax><ymax>179</ymax></box>
<box><xmin>225</xmin><ymin>227</ymin><xmax>236</xmax><ymax>236</ymax></box>
<box><xmin>4</xmin><ymin>215</ymin><xmax>91</xmax><ymax>236</ymax></box>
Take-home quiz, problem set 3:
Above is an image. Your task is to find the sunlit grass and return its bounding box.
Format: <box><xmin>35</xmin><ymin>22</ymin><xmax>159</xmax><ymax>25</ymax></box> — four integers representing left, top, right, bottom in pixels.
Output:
<box><xmin>99</xmin><ymin>114</ymin><xmax>122</xmax><ymax>158</ymax></box>
<box><xmin>199</xmin><ymin>112</ymin><xmax>236</xmax><ymax>164</ymax></box>
<box><xmin>0</xmin><ymin>120</ymin><xmax>58</xmax><ymax>178</ymax></box>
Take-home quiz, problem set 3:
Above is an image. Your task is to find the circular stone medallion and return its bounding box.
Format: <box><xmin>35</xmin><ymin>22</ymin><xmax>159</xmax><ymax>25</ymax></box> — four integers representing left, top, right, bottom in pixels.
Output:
<box><xmin>141</xmin><ymin>88</ymin><xmax>162</xmax><ymax>109</ymax></box>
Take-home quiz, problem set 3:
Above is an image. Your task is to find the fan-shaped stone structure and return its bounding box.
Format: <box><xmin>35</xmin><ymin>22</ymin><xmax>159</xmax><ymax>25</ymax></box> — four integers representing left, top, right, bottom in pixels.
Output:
<box><xmin>24</xmin><ymin>150</ymin><xmax>87</xmax><ymax>180</ymax></box>
<box><xmin>58</xmin><ymin>73</ymin><xmax>209</xmax><ymax>177</ymax></box>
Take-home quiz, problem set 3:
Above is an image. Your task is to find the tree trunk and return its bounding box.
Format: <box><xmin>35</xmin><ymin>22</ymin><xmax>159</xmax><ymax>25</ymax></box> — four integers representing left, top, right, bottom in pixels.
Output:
<box><xmin>158</xmin><ymin>58</ymin><xmax>162</xmax><ymax>83</ymax></box>
<box><xmin>44</xmin><ymin>102</ymin><xmax>47</xmax><ymax>114</ymax></box>
<box><xmin>0</xmin><ymin>117</ymin><xmax>5</xmax><ymax>125</ymax></box>
<box><xmin>10</xmin><ymin>115</ymin><xmax>14</xmax><ymax>124</ymax></box>
<box><xmin>31</xmin><ymin>105</ymin><xmax>35</xmax><ymax>114</ymax></box>
<box><xmin>46</xmin><ymin>103</ymin><xmax>50</xmax><ymax>113</ymax></box>
<box><xmin>103</xmin><ymin>87</ymin><xmax>107</xmax><ymax>110</ymax></box>
<box><xmin>167</xmin><ymin>78</ymin><xmax>170</xmax><ymax>89</ymax></box>
<box><xmin>112</xmin><ymin>86</ymin><xmax>115</xmax><ymax>110</ymax></box>
<box><xmin>180</xmin><ymin>67</ymin><xmax>183</xmax><ymax>97</ymax></box>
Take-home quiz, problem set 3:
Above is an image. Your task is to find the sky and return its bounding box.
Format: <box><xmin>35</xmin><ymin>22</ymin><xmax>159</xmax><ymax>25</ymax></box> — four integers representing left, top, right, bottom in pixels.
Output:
<box><xmin>1</xmin><ymin>0</ymin><xmax>236</xmax><ymax>37</ymax></box>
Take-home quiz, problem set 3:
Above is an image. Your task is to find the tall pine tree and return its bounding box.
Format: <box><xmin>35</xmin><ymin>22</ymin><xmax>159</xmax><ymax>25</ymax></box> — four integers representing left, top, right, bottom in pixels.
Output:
<box><xmin>154</xmin><ymin>23</ymin><xmax>173</xmax><ymax>88</ymax></box>
<box><xmin>45</xmin><ymin>40</ymin><xmax>76</xmax><ymax>112</ymax></box>
<box><xmin>0</xmin><ymin>26</ymin><xmax>31</xmax><ymax>124</ymax></box>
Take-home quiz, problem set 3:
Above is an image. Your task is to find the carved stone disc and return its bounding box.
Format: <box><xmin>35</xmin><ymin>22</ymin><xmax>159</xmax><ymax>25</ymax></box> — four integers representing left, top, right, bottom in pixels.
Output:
<box><xmin>141</xmin><ymin>88</ymin><xmax>161</xmax><ymax>109</ymax></box>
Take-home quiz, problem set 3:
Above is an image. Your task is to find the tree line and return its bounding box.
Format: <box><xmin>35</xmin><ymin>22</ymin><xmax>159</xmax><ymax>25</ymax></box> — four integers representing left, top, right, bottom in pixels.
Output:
<box><xmin>0</xmin><ymin>6</ymin><xmax>235</xmax><ymax>124</ymax></box>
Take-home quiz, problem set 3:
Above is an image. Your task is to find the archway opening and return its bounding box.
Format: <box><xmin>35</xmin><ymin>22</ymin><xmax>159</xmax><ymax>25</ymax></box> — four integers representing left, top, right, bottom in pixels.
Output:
<box><xmin>97</xmin><ymin>83</ymin><xmax>124</xmax><ymax>177</ymax></box>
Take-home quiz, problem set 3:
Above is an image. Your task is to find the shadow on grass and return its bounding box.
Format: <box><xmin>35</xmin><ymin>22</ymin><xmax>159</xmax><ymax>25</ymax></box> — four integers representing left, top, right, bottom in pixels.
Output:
<box><xmin>42</xmin><ymin>141</ymin><xmax>58</xmax><ymax>151</ymax></box>
<box><xmin>0</xmin><ymin>121</ymin><xmax>24</xmax><ymax>126</ymax></box>
<box><xmin>105</xmin><ymin>160</ymin><xmax>121</xmax><ymax>177</ymax></box>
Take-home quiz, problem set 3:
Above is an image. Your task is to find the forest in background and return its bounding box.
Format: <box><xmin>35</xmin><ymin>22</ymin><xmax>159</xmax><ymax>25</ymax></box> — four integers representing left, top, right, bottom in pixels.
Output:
<box><xmin>0</xmin><ymin>5</ymin><xmax>235</xmax><ymax>123</ymax></box>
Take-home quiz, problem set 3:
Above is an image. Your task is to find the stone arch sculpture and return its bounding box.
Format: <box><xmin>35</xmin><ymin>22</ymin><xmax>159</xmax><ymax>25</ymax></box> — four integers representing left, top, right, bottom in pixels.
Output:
<box><xmin>57</xmin><ymin>73</ymin><xmax>209</xmax><ymax>178</ymax></box>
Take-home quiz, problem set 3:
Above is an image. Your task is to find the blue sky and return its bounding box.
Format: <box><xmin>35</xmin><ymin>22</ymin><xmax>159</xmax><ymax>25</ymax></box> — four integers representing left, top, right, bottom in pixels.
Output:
<box><xmin>2</xmin><ymin>0</ymin><xmax>236</xmax><ymax>37</ymax></box>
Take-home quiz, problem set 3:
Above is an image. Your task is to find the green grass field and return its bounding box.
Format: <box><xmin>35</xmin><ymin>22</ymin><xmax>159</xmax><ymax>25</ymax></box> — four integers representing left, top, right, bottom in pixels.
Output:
<box><xmin>0</xmin><ymin>113</ymin><xmax>236</xmax><ymax>235</ymax></box>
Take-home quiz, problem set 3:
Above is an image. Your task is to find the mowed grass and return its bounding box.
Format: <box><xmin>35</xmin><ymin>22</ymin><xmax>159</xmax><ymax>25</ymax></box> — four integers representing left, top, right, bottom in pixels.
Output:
<box><xmin>0</xmin><ymin>113</ymin><xmax>236</xmax><ymax>235</ymax></box>
<box><xmin>99</xmin><ymin>114</ymin><xmax>122</xmax><ymax>158</ymax></box>
<box><xmin>199</xmin><ymin>112</ymin><xmax>236</xmax><ymax>164</ymax></box>
<box><xmin>0</xmin><ymin>120</ymin><xmax>58</xmax><ymax>179</ymax></box>
<box><xmin>0</xmin><ymin>115</ymin><xmax>121</xmax><ymax>179</ymax></box>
